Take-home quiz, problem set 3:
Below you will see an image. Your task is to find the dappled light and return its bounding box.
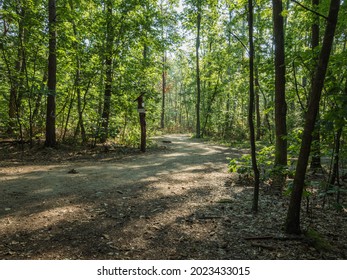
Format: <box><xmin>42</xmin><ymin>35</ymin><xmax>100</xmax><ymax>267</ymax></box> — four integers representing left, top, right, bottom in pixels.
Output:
<box><xmin>0</xmin><ymin>0</ymin><xmax>346</xmax><ymax>261</ymax></box>
<box><xmin>1</xmin><ymin>135</ymin><xmax>345</xmax><ymax>259</ymax></box>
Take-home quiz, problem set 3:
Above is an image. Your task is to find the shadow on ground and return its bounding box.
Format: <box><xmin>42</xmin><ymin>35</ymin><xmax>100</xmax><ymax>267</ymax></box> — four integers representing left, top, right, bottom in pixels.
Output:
<box><xmin>0</xmin><ymin>135</ymin><xmax>346</xmax><ymax>259</ymax></box>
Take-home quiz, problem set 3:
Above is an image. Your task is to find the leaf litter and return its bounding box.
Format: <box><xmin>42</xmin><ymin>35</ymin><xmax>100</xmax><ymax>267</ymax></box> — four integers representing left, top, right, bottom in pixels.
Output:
<box><xmin>0</xmin><ymin>135</ymin><xmax>346</xmax><ymax>259</ymax></box>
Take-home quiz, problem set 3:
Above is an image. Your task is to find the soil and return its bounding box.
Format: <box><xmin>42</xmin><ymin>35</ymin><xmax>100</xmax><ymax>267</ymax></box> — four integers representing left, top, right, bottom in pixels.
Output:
<box><xmin>0</xmin><ymin>134</ymin><xmax>346</xmax><ymax>260</ymax></box>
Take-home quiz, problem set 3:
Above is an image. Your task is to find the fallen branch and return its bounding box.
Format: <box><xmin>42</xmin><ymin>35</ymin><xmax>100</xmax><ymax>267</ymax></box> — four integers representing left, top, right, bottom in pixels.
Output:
<box><xmin>244</xmin><ymin>236</ymin><xmax>273</xmax><ymax>240</ymax></box>
<box><xmin>251</xmin><ymin>242</ymin><xmax>276</xmax><ymax>250</ymax></box>
<box><xmin>197</xmin><ymin>215</ymin><xmax>223</xmax><ymax>220</ymax></box>
<box><xmin>244</xmin><ymin>235</ymin><xmax>306</xmax><ymax>241</ymax></box>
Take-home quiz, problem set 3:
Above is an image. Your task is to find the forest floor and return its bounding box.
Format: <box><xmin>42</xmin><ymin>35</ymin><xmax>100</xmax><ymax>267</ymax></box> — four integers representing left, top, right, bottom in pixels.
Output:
<box><xmin>0</xmin><ymin>134</ymin><xmax>346</xmax><ymax>260</ymax></box>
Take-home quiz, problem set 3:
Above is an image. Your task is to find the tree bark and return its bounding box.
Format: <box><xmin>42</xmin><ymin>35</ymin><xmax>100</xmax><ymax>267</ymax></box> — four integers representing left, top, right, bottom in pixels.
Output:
<box><xmin>45</xmin><ymin>0</ymin><xmax>57</xmax><ymax>147</ymax></box>
<box><xmin>286</xmin><ymin>0</ymin><xmax>341</xmax><ymax>234</ymax></box>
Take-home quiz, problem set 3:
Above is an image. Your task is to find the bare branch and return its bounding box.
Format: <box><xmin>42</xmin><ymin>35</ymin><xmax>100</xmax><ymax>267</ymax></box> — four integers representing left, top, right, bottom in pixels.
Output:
<box><xmin>291</xmin><ymin>0</ymin><xmax>329</xmax><ymax>21</ymax></box>
<box><xmin>228</xmin><ymin>31</ymin><xmax>249</xmax><ymax>53</ymax></box>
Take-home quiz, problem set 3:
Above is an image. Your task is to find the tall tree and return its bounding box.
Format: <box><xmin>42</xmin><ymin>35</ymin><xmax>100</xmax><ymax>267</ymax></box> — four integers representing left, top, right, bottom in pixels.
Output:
<box><xmin>100</xmin><ymin>0</ymin><xmax>114</xmax><ymax>143</ymax></box>
<box><xmin>45</xmin><ymin>0</ymin><xmax>57</xmax><ymax>147</ymax></box>
<box><xmin>310</xmin><ymin>0</ymin><xmax>322</xmax><ymax>170</ymax></box>
<box><xmin>272</xmin><ymin>0</ymin><xmax>287</xmax><ymax>188</ymax></box>
<box><xmin>161</xmin><ymin>52</ymin><xmax>167</xmax><ymax>129</ymax></box>
<box><xmin>248</xmin><ymin>0</ymin><xmax>260</xmax><ymax>212</ymax></box>
<box><xmin>286</xmin><ymin>0</ymin><xmax>341</xmax><ymax>234</ymax></box>
<box><xmin>195</xmin><ymin>0</ymin><xmax>202</xmax><ymax>138</ymax></box>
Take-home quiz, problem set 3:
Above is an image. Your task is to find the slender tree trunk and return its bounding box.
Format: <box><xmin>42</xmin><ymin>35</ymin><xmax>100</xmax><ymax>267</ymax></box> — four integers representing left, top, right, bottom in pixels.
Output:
<box><xmin>272</xmin><ymin>0</ymin><xmax>287</xmax><ymax>188</ymax></box>
<box><xmin>138</xmin><ymin>44</ymin><xmax>148</xmax><ymax>153</ymax></box>
<box><xmin>45</xmin><ymin>0</ymin><xmax>57</xmax><ymax>147</ymax></box>
<box><xmin>255</xmin><ymin>63</ymin><xmax>261</xmax><ymax>140</ymax></box>
<box><xmin>138</xmin><ymin>95</ymin><xmax>146</xmax><ymax>152</ymax></box>
<box><xmin>330</xmin><ymin>127</ymin><xmax>342</xmax><ymax>186</ymax></box>
<box><xmin>249</xmin><ymin>0</ymin><xmax>260</xmax><ymax>213</ymax></box>
<box><xmin>330</xmin><ymin>77</ymin><xmax>347</xmax><ymax>186</ymax></box>
<box><xmin>310</xmin><ymin>0</ymin><xmax>322</xmax><ymax>170</ymax></box>
<box><xmin>161</xmin><ymin>52</ymin><xmax>166</xmax><ymax>129</ymax></box>
<box><xmin>286</xmin><ymin>0</ymin><xmax>340</xmax><ymax>234</ymax></box>
<box><xmin>195</xmin><ymin>2</ymin><xmax>202</xmax><ymax>138</ymax></box>
<box><xmin>101</xmin><ymin>0</ymin><xmax>113</xmax><ymax>143</ymax></box>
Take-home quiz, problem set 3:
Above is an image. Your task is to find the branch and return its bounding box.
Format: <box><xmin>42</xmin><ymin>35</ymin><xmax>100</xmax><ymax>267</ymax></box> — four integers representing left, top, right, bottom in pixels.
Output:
<box><xmin>228</xmin><ymin>31</ymin><xmax>249</xmax><ymax>54</ymax></box>
<box><xmin>291</xmin><ymin>0</ymin><xmax>329</xmax><ymax>21</ymax></box>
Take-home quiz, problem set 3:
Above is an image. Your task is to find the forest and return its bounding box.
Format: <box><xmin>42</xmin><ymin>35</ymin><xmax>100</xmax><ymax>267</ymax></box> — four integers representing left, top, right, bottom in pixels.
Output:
<box><xmin>0</xmin><ymin>0</ymin><xmax>346</xmax><ymax>259</ymax></box>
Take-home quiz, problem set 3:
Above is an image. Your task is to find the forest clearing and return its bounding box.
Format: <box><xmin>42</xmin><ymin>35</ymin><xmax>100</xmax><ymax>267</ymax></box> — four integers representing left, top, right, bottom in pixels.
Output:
<box><xmin>0</xmin><ymin>134</ymin><xmax>346</xmax><ymax>259</ymax></box>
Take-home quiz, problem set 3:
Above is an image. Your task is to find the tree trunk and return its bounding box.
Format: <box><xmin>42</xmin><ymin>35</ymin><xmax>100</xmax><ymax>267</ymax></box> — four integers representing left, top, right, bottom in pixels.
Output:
<box><xmin>45</xmin><ymin>0</ymin><xmax>57</xmax><ymax>147</ymax></box>
<box><xmin>100</xmin><ymin>0</ymin><xmax>113</xmax><ymax>143</ymax></box>
<box><xmin>161</xmin><ymin>52</ymin><xmax>166</xmax><ymax>129</ymax></box>
<box><xmin>272</xmin><ymin>0</ymin><xmax>287</xmax><ymax>188</ymax></box>
<box><xmin>195</xmin><ymin>2</ymin><xmax>202</xmax><ymax>138</ymax></box>
<box><xmin>249</xmin><ymin>0</ymin><xmax>260</xmax><ymax>213</ymax></box>
<box><xmin>286</xmin><ymin>0</ymin><xmax>340</xmax><ymax>234</ymax></box>
<box><xmin>329</xmin><ymin>127</ymin><xmax>342</xmax><ymax>187</ymax></box>
<box><xmin>255</xmin><ymin>63</ymin><xmax>261</xmax><ymax>141</ymax></box>
<box><xmin>138</xmin><ymin>95</ymin><xmax>146</xmax><ymax>152</ymax></box>
<box><xmin>310</xmin><ymin>0</ymin><xmax>322</xmax><ymax>170</ymax></box>
<box><xmin>138</xmin><ymin>43</ymin><xmax>148</xmax><ymax>153</ymax></box>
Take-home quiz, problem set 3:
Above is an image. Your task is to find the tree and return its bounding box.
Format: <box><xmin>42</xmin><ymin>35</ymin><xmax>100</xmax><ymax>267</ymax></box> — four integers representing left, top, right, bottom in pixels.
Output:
<box><xmin>100</xmin><ymin>0</ymin><xmax>114</xmax><ymax>143</ymax></box>
<box><xmin>195</xmin><ymin>0</ymin><xmax>202</xmax><ymax>138</ymax></box>
<box><xmin>286</xmin><ymin>0</ymin><xmax>341</xmax><ymax>234</ymax></box>
<box><xmin>45</xmin><ymin>0</ymin><xmax>57</xmax><ymax>147</ymax></box>
<box><xmin>310</xmin><ymin>0</ymin><xmax>322</xmax><ymax>170</ymax></box>
<box><xmin>272</xmin><ymin>0</ymin><xmax>287</xmax><ymax>189</ymax></box>
<box><xmin>161</xmin><ymin>51</ymin><xmax>167</xmax><ymax>129</ymax></box>
<box><xmin>248</xmin><ymin>0</ymin><xmax>260</xmax><ymax>212</ymax></box>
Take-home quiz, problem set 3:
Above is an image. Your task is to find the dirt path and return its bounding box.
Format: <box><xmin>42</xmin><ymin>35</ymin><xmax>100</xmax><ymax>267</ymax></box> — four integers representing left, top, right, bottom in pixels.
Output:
<box><xmin>0</xmin><ymin>135</ymin><xmax>346</xmax><ymax>259</ymax></box>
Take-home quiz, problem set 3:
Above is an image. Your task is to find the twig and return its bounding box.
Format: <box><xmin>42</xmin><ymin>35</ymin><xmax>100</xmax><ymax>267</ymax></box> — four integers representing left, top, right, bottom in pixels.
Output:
<box><xmin>244</xmin><ymin>235</ymin><xmax>306</xmax><ymax>241</ymax></box>
<box><xmin>244</xmin><ymin>236</ymin><xmax>273</xmax><ymax>240</ymax></box>
<box><xmin>291</xmin><ymin>0</ymin><xmax>329</xmax><ymax>21</ymax></box>
<box><xmin>197</xmin><ymin>215</ymin><xmax>223</xmax><ymax>220</ymax></box>
<box><xmin>251</xmin><ymin>242</ymin><xmax>276</xmax><ymax>250</ymax></box>
<box><xmin>228</xmin><ymin>31</ymin><xmax>249</xmax><ymax>54</ymax></box>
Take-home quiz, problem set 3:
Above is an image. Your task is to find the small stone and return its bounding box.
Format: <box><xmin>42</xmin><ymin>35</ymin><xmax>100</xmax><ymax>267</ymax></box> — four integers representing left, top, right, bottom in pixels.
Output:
<box><xmin>67</xmin><ymin>169</ymin><xmax>78</xmax><ymax>174</ymax></box>
<box><xmin>102</xmin><ymin>234</ymin><xmax>110</xmax><ymax>240</ymax></box>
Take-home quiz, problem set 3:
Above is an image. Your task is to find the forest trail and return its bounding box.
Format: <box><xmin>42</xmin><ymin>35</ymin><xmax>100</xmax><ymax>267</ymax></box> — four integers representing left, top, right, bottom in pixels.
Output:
<box><xmin>0</xmin><ymin>135</ymin><xmax>346</xmax><ymax>259</ymax></box>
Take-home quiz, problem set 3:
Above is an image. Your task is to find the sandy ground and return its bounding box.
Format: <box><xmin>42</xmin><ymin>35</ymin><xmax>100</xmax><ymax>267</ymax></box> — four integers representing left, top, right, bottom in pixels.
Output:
<box><xmin>0</xmin><ymin>134</ymin><xmax>346</xmax><ymax>259</ymax></box>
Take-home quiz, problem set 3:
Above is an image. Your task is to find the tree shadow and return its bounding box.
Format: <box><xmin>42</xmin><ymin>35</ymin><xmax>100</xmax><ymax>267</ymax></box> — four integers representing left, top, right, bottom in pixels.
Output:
<box><xmin>1</xmin><ymin>135</ymin><xmax>345</xmax><ymax>259</ymax></box>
